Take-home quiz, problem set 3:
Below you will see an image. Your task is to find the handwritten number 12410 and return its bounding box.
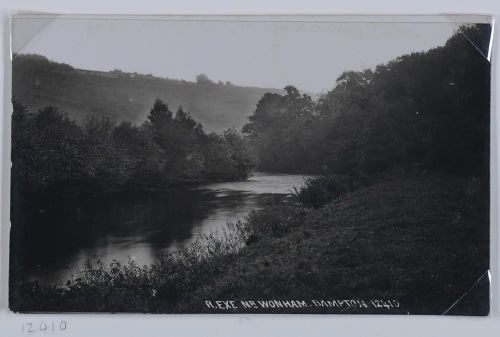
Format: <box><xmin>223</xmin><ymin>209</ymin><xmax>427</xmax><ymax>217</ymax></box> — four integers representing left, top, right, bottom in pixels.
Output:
<box><xmin>22</xmin><ymin>321</ymin><xmax>67</xmax><ymax>334</ymax></box>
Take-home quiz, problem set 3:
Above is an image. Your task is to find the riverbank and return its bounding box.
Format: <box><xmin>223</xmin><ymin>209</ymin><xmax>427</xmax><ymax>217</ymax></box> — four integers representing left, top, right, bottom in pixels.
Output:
<box><xmin>9</xmin><ymin>169</ymin><xmax>489</xmax><ymax>314</ymax></box>
<box><xmin>10</xmin><ymin>172</ymin><xmax>307</xmax><ymax>288</ymax></box>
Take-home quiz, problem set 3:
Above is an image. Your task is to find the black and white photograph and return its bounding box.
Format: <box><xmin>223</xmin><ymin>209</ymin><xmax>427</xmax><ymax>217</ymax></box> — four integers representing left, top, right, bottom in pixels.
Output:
<box><xmin>8</xmin><ymin>14</ymin><xmax>491</xmax><ymax>315</ymax></box>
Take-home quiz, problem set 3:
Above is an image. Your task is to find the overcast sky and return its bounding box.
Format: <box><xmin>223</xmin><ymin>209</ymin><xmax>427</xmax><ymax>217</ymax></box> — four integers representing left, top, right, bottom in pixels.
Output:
<box><xmin>12</xmin><ymin>16</ymin><xmax>458</xmax><ymax>92</ymax></box>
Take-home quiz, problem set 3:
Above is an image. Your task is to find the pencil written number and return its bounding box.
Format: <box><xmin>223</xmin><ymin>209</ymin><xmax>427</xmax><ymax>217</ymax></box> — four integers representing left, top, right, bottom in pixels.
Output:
<box><xmin>21</xmin><ymin>321</ymin><xmax>67</xmax><ymax>335</ymax></box>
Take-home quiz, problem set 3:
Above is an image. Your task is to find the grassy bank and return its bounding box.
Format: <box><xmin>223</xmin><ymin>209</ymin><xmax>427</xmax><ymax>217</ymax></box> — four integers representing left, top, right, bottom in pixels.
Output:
<box><xmin>9</xmin><ymin>169</ymin><xmax>489</xmax><ymax>314</ymax></box>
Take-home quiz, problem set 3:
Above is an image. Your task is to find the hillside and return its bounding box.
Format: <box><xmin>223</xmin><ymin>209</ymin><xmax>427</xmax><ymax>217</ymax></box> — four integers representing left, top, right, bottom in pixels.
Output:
<box><xmin>12</xmin><ymin>54</ymin><xmax>283</xmax><ymax>132</ymax></box>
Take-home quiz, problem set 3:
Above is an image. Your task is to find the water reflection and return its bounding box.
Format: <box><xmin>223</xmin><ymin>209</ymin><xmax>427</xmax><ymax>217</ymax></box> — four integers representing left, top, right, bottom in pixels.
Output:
<box><xmin>21</xmin><ymin>173</ymin><xmax>308</xmax><ymax>285</ymax></box>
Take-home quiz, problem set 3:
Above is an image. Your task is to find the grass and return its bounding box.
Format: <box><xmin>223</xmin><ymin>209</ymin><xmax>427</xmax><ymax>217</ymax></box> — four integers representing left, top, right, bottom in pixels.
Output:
<box><xmin>9</xmin><ymin>169</ymin><xmax>489</xmax><ymax>314</ymax></box>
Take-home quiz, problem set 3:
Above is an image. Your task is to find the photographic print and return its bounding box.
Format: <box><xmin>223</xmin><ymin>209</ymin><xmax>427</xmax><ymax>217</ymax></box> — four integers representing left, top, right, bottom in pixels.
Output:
<box><xmin>9</xmin><ymin>15</ymin><xmax>491</xmax><ymax>314</ymax></box>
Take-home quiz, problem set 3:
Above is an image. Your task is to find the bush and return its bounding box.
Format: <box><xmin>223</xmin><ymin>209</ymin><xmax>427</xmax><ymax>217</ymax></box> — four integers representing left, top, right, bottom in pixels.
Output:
<box><xmin>293</xmin><ymin>175</ymin><xmax>354</xmax><ymax>208</ymax></box>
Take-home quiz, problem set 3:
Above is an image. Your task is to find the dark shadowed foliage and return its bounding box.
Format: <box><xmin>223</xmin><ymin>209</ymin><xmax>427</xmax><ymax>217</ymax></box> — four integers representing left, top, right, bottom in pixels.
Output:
<box><xmin>292</xmin><ymin>175</ymin><xmax>356</xmax><ymax>208</ymax></box>
<box><xmin>243</xmin><ymin>24</ymin><xmax>490</xmax><ymax>179</ymax></box>
<box><xmin>11</xmin><ymin>98</ymin><xmax>256</xmax><ymax>196</ymax></box>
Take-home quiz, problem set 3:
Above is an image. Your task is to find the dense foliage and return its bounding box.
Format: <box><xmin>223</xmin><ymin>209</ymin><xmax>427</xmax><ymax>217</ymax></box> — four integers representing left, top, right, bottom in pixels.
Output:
<box><xmin>292</xmin><ymin>175</ymin><xmax>358</xmax><ymax>208</ymax></box>
<box><xmin>11</xmin><ymin>99</ymin><xmax>255</xmax><ymax>195</ymax></box>
<box><xmin>13</xmin><ymin>25</ymin><xmax>490</xmax><ymax>194</ymax></box>
<box><xmin>243</xmin><ymin>25</ymin><xmax>490</xmax><ymax>177</ymax></box>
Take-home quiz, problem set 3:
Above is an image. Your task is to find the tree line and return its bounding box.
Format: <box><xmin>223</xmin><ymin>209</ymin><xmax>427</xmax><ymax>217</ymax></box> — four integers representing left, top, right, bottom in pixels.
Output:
<box><xmin>12</xmin><ymin>99</ymin><xmax>256</xmax><ymax>196</ymax></box>
<box><xmin>12</xmin><ymin>24</ymin><xmax>490</xmax><ymax>198</ymax></box>
<box><xmin>243</xmin><ymin>24</ymin><xmax>490</xmax><ymax>178</ymax></box>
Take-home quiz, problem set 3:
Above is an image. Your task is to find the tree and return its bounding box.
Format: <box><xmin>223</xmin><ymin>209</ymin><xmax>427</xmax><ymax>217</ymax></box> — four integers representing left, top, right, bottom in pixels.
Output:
<box><xmin>147</xmin><ymin>99</ymin><xmax>172</xmax><ymax>134</ymax></box>
<box><xmin>243</xmin><ymin>24</ymin><xmax>490</xmax><ymax>177</ymax></box>
<box><xmin>196</xmin><ymin>73</ymin><xmax>213</xmax><ymax>85</ymax></box>
<box><xmin>28</xmin><ymin>106</ymin><xmax>86</xmax><ymax>188</ymax></box>
<box><xmin>243</xmin><ymin>86</ymin><xmax>317</xmax><ymax>172</ymax></box>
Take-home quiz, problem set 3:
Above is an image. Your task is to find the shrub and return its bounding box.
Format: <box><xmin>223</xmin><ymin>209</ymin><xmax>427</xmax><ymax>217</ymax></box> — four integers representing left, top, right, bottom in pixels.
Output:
<box><xmin>293</xmin><ymin>175</ymin><xmax>354</xmax><ymax>208</ymax></box>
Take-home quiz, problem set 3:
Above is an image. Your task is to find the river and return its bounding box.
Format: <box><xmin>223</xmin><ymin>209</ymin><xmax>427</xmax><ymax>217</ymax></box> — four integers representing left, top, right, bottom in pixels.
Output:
<box><xmin>23</xmin><ymin>172</ymin><xmax>309</xmax><ymax>285</ymax></box>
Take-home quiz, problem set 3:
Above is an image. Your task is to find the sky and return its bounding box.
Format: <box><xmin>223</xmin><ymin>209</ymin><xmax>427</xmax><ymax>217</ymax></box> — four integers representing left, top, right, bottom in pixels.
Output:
<box><xmin>12</xmin><ymin>16</ymin><xmax>459</xmax><ymax>93</ymax></box>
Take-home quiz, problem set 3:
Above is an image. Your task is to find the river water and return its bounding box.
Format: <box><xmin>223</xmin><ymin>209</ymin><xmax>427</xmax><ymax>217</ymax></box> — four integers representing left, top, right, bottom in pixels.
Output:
<box><xmin>23</xmin><ymin>172</ymin><xmax>309</xmax><ymax>285</ymax></box>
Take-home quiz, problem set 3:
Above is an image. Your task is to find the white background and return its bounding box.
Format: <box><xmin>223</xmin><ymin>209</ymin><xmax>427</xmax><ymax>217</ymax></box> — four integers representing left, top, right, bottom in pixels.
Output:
<box><xmin>0</xmin><ymin>1</ymin><xmax>498</xmax><ymax>337</ymax></box>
